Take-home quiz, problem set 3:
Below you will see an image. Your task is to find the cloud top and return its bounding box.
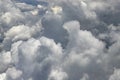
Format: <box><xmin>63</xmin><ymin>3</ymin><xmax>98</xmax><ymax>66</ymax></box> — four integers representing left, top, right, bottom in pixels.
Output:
<box><xmin>0</xmin><ymin>0</ymin><xmax>120</xmax><ymax>80</ymax></box>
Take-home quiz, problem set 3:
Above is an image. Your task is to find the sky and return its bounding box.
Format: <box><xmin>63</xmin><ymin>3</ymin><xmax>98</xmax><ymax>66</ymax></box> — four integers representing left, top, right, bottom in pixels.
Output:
<box><xmin>0</xmin><ymin>0</ymin><xmax>120</xmax><ymax>80</ymax></box>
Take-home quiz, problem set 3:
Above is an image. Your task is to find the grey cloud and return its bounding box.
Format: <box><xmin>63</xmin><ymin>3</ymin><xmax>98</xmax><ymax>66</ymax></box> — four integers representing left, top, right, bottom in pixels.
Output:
<box><xmin>0</xmin><ymin>0</ymin><xmax>120</xmax><ymax>80</ymax></box>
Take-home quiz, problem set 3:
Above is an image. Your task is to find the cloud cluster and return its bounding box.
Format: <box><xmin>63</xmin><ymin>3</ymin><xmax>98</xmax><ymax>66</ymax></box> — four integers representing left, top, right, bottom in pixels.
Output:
<box><xmin>0</xmin><ymin>0</ymin><xmax>120</xmax><ymax>80</ymax></box>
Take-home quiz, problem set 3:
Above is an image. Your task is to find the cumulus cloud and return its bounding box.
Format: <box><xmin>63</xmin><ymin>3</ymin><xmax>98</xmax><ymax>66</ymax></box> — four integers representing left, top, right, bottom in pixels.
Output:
<box><xmin>0</xmin><ymin>0</ymin><xmax>120</xmax><ymax>80</ymax></box>
<box><xmin>6</xmin><ymin>67</ymin><xmax>22</xmax><ymax>80</ymax></box>
<box><xmin>48</xmin><ymin>68</ymin><xmax>68</xmax><ymax>80</ymax></box>
<box><xmin>109</xmin><ymin>68</ymin><xmax>120</xmax><ymax>80</ymax></box>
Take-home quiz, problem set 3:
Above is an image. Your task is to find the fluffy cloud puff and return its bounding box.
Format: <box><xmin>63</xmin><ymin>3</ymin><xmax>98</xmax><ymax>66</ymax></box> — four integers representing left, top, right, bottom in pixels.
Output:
<box><xmin>0</xmin><ymin>0</ymin><xmax>120</xmax><ymax>80</ymax></box>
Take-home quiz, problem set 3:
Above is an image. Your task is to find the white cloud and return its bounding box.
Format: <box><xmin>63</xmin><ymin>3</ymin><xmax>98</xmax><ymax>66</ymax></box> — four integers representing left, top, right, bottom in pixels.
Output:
<box><xmin>0</xmin><ymin>51</ymin><xmax>12</xmax><ymax>73</ymax></box>
<box><xmin>0</xmin><ymin>73</ymin><xmax>6</xmax><ymax>80</ymax></box>
<box><xmin>63</xmin><ymin>21</ymin><xmax>104</xmax><ymax>53</ymax></box>
<box><xmin>5</xmin><ymin>25</ymin><xmax>31</xmax><ymax>41</ymax></box>
<box><xmin>48</xmin><ymin>68</ymin><xmax>68</xmax><ymax>80</ymax></box>
<box><xmin>80</xmin><ymin>74</ymin><xmax>89</xmax><ymax>80</ymax></box>
<box><xmin>6</xmin><ymin>67</ymin><xmax>22</xmax><ymax>80</ymax></box>
<box><xmin>109</xmin><ymin>68</ymin><xmax>120</xmax><ymax>80</ymax></box>
<box><xmin>0</xmin><ymin>0</ymin><xmax>120</xmax><ymax>80</ymax></box>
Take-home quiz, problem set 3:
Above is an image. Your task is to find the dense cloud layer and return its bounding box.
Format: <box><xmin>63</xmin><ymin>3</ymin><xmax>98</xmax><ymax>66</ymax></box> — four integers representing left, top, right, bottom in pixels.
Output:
<box><xmin>0</xmin><ymin>0</ymin><xmax>120</xmax><ymax>80</ymax></box>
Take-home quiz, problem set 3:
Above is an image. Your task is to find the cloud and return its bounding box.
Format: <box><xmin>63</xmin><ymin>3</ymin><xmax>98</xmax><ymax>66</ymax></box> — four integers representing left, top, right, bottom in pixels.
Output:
<box><xmin>0</xmin><ymin>0</ymin><xmax>120</xmax><ymax>80</ymax></box>
<box><xmin>0</xmin><ymin>73</ymin><xmax>6</xmax><ymax>80</ymax></box>
<box><xmin>6</xmin><ymin>67</ymin><xmax>22</xmax><ymax>80</ymax></box>
<box><xmin>61</xmin><ymin>21</ymin><xmax>107</xmax><ymax>80</ymax></box>
<box><xmin>0</xmin><ymin>51</ymin><xmax>12</xmax><ymax>73</ymax></box>
<box><xmin>48</xmin><ymin>68</ymin><xmax>68</xmax><ymax>80</ymax></box>
<box><xmin>109</xmin><ymin>68</ymin><xmax>120</xmax><ymax>80</ymax></box>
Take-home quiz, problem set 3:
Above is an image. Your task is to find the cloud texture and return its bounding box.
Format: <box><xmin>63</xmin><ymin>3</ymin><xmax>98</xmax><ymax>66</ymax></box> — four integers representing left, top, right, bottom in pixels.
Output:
<box><xmin>0</xmin><ymin>0</ymin><xmax>120</xmax><ymax>80</ymax></box>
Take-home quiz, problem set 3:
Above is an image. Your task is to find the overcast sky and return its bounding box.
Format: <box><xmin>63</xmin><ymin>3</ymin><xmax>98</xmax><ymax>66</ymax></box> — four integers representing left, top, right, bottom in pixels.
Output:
<box><xmin>0</xmin><ymin>0</ymin><xmax>120</xmax><ymax>80</ymax></box>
